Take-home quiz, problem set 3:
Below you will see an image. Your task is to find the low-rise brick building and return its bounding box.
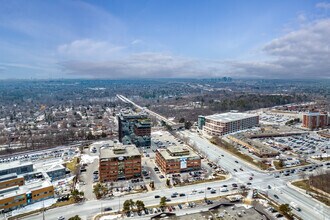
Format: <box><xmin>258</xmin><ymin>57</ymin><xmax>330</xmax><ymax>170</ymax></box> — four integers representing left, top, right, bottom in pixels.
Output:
<box><xmin>155</xmin><ymin>146</ymin><xmax>201</xmax><ymax>174</ymax></box>
<box><xmin>99</xmin><ymin>144</ymin><xmax>142</xmax><ymax>182</ymax></box>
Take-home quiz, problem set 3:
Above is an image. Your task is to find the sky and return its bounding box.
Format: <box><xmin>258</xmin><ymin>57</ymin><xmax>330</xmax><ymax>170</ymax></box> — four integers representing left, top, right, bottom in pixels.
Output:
<box><xmin>0</xmin><ymin>0</ymin><xmax>329</xmax><ymax>79</ymax></box>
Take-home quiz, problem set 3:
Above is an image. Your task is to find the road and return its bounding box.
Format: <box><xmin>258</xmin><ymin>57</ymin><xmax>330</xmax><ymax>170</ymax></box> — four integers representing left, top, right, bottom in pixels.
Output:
<box><xmin>21</xmin><ymin>96</ymin><xmax>330</xmax><ymax>220</ymax></box>
<box><xmin>181</xmin><ymin>131</ymin><xmax>330</xmax><ymax>220</ymax></box>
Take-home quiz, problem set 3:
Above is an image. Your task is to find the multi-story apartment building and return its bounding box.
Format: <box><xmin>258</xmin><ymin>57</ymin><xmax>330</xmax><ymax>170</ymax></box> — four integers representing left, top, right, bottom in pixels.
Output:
<box><xmin>302</xmin><ymin>112</ymin><xmax>328</xmax><ymax>130</ymax></box>
<box><xmin>155</xmin><ymin>146</ymin><xmax>201</xmax><ymax>174</ymax></box>
<box><xmin>201</xmin><ymin>112</ymin><xmax>259</xmax><ymax>136</ymax></box>
<box><xmin>118</xmin><ymin>108</ymin><xmax>151</xmax><ymax>147</ymax></box>
<box><xmin>99</xmin><ymin>144</ymin><xmax>142</xmax><ymax>182</ymax></box>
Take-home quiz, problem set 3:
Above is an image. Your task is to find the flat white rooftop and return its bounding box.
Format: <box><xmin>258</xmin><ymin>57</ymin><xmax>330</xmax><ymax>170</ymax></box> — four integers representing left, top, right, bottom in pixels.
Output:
<box><xmin>205</xmin><ymin>112</ymin><xmax>258</xmax><ymax>123</ymax></box>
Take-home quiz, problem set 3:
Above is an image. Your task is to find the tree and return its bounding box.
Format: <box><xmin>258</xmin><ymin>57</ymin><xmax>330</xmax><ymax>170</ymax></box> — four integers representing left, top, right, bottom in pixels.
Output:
<box><xmin>93</xmin><ymin>183</ymin><xmax>108</xmax><ymax>199</ymax></box>
<box><xmin>136</xmin><ymin>200</ymin><xmax>145</xmax><ymax>211</ymax></box>
<box><xmin>160</xmin><ymin>196</ymin><xmax>167</xmax><ymax>207</ymax></box>
<box><xmin>279</xmin><ymin>204</ymin><xmax>291</xmax><ymax>214</ymax></box>
<box><xmin>68</xmin><ymin>215</ymin><xmax>81</xmax><ymax>220</ymax></box>
<box><xmin>184</xmin><ymin>121</ymin><xmax>192</xmax><ymax>129</ymax></box>
<box><xmin>71</xmin><ymin>189</ymin><xmax>84</xmax><ymax>202</ymax></box>
<box><xmin>166</xmin><ymin>178</ymin><xmax>171</xmax><ymax>187</ymax></box>
<box><xmin>123</xmin><ymin>200</ymin><xmax>131</xmax><ymax>213</ymax></box>
<box><xmin>149</xmin><ymin>181</ymin><xmax>155</xmax><ymax>189</ymax></box>
<box><xmin>87</xmin><ymin>131</ymin><xmax>95</xmax><ymax>140</ymax></box>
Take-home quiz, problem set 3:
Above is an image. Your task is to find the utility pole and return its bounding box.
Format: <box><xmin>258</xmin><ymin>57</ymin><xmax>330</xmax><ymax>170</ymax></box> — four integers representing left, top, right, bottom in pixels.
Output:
<box><xmin>42</xmin><ymin>201</ymin><xmax>45</xmax><ymax>220</ymax></box>
<box><xmin>118</xmin><ymin>196</ymin><xmax>121</xmax><ymax>212</ymax></box>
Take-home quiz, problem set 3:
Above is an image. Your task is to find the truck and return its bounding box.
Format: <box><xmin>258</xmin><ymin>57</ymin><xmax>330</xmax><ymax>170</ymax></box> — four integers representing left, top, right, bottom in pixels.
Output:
<box><xmin>290</xmin><ymin>202</ymin><xmax>301</xmax><ymax>211</ymax></box>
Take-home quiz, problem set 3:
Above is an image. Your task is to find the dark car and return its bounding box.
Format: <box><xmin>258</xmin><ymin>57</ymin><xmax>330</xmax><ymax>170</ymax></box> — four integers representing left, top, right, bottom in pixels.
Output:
<box><xmin>235</xmin><ymin>160</ymin><xmax>239</xmax><ymax>163</ymax></box>
<box><xmin>155</xmin><ymin>195</ymin><xmax>160</xmax><ymax>198</ymax></box>
<box><xmin>274</xmin><ymin>194</ymin><xmax>279</xmax><ymax>199</ymax></box>
<box><xmin>104</xmin><ymin>207</ymin><xmax>112</xmax><ymax>211</ymax></box>
<box><xmin>165</xmin><ymin>198</ymin><xmax>171</xmax><ymax>202</ymax></box>
<box><xmin>234</xmin><ymin>169</ymin><xmax>238</xmax><ymax>172</ymax></box>
<box><xmin>179</xmin><ymin>193</ymin><xmax>186</xmax><ymax>197</ymax></box>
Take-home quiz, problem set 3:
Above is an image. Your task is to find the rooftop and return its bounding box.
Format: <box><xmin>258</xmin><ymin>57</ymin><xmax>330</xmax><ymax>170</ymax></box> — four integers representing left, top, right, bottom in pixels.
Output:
<box><xmin>0</xmin><ymin>175</ymin><xmax>52</xmax><ymax>200</ymax></box>
<box><xmin>205</xmin><ymin>112</ymin><xmax>258</xmax><ymax>123</ymax></box>
<box><xmin>0</xmin><ymin>173</ymin><xmax>22</xmax><ymax>182</ymax></box>
<box><xmin>158</xmin><ymin>146</ymin><xmax>200</xmax><ymax>160</ymax></box>
<box><xmin>100</xmin><ymin>144</ymin><xmax>140</xmax><ymax>159</ymax></box>
<box><xmin>304</xmin><ymin>112</ymin><xmax>328</xmax><ymax>116</ymax></box>
<box><xmin>0</xmin><ymin>161</ymin><xmax>33</xmax><ymax>172</ymax></box>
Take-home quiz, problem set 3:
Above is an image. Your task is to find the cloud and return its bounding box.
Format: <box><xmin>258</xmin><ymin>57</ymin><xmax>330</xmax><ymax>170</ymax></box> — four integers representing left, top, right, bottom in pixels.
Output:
<box><xmin>59</xmin><ymin>18</ymin><xmax>330</xmax><ymax>79</ymax></box>
<box><xmin>316</xmin><ymin>2</ymin><xmax>330</xmax><ymax>9</ymax></box>
<box><xmin>57</xmin><ymin>39</ymin><xmax>125</xmax><ymax>61</ymax></box>
<box><xmin>60</xmin><ymin>52</ymin><xmax>227</xmax><ymax>79</ymax></box>
<box><xmin>226</xmin><ymin>19</ymin><xmax>330</xmax><ymax>78</ymax></box>
<box><xmin>131</xmin><ymin>39</ymin><xmax>143</xmax><ymax>45</ymax></box>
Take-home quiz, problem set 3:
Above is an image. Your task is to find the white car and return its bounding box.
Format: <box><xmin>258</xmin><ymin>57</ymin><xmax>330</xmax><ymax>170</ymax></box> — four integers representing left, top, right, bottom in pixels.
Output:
<box><xmin>58</xmin><ymin>217</ymin><xmax>65</xmax><ymax>220</ymax></box>
<box><xmin>220</xmin><ymin>187</ymin><xmax>228</xmax><ymax>192</ymax></box>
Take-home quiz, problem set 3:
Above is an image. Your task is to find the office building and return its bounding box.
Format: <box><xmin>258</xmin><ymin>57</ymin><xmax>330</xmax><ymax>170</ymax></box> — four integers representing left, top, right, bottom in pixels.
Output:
<box><xmin>118</xmin><ymin>108</ymin><xmax>151</xmax><ymax>147</ymax></box>
<box><xmin>99</xmin><ymin>144</ymin><xmax>142</xmax><ymax>182</ymax></box>
<box><xmin>0</xmin><ymin>173</ymin><xmax>54</xmax><ymax>212</ymax></box>
<box><xmin>0</xmin><ymin>162</ymin><xmax>33</xmax><ymax>176</ymax></box>
<box><xmin>202</xmin><ymin>112</ymin><xmax>259</xmax><ymax>136</ymax></box>
<box><xmin>155</xmin><ymin>146</ymin><xmax>201</xmax><ymax>174</ymax></box>
<box><xmin>0</xmin><ymin>174</ymin><xmax>24</xmax><ymax>190</ymax></box>
<box><xmin>197</xmin><ymin>115</ymin><xmax>205</xmax><ymax>130</ymax></box>
<box><xmin>302</xmin><ymin>112</ymin><xmax>328</xmax><ymax>130</ymax></box>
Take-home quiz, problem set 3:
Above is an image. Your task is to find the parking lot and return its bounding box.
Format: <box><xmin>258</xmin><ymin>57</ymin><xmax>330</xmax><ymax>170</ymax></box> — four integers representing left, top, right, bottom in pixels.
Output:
<box><xmin>0</xmin><ymin>145</ymin><xmax>79</xmax><ymax>164</ymax></box>
<box><xmin>259</xmin><ymin>134</ymin><xmax>329</xmax><ymax>158</ymax></box>
<box><xmin>258</xmin><ymin>112</ymin><xmax>295</xmax><ymax>125</ymax></box>
<box><xmin>138</xmin><ymin>130</ymin><xmax>227</xmax><ymax>188</ymax></box>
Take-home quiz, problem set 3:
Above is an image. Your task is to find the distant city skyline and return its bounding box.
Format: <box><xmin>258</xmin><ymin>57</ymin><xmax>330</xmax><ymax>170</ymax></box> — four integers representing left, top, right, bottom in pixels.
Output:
<box><xmin>0</xmin><ymin>0</ymin><xmax>329</xmax><ymax>79</ymax></box>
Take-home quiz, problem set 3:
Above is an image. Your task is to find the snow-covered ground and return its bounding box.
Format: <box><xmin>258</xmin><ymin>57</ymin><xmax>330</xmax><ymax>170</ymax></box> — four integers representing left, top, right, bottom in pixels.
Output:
<box><xmin>100</xmin><ymin>214</ymin><xmax>122</xmax><ymax>220</ymax></box>
<box><xmin>11</xmin><ymin>198</ymin><xmax>57</xmax><ymax>216</ymax></box>
<box><xmin>81</xmin><ymin>154</ymin><xmax>99</xmax><ymax>164</ymax></box>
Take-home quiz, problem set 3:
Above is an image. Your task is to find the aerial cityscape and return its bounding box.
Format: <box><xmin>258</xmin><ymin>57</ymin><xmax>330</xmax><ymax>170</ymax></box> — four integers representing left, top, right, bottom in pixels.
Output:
<box><xmin>0</xmin><ymin>1</ymin><xmax>329</xmax><ymax>220</ymax></box>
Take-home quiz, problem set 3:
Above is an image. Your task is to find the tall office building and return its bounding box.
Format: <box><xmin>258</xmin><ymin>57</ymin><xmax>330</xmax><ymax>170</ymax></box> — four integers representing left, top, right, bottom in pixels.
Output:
<box><xmin>118</xmin><ymin>108</ymin><xmax>151</xmax><ymax>147</ymax></box>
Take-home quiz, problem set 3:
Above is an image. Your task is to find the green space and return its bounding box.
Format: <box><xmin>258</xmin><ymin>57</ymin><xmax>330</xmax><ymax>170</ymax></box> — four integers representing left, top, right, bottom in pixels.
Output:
<box><xmin>292</xmin><ymin>180</ymin><xmax>330</xmax><ymax>206</ymax></box>
<box><xmin>210</xmin><ymin>137</ymin><xmax>268</xmax><ymax>170</ymax></box>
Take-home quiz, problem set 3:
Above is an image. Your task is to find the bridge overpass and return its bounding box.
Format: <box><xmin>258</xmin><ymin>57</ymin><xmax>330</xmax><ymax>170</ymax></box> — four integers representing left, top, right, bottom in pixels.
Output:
<box><xmin>116</xmin><ymin>94</ymin><xmax>176</xmax><ymax>126</ymax></box>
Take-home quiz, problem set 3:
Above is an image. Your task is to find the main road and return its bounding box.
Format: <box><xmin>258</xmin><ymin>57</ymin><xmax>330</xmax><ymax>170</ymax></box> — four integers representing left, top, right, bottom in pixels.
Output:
<box><xmin>22</xmin><ymin>96</ymin><xmax>330</xmax><ymax>220</ymax></box>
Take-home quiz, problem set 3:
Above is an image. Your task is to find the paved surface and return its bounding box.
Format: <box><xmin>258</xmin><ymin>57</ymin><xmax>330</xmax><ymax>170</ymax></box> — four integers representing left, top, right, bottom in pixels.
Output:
<box><xmin>19</xmin><ymin>96</ymin><xmax>330</xmax><ymax>220</ymax></box>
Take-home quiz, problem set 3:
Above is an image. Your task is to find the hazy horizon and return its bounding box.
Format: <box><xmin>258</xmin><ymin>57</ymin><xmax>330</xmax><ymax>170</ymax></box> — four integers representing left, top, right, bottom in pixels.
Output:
<box><xmin>1</xmin><ymin>0</ymin><xmax>330</xmax><ymax>79</ymax></box>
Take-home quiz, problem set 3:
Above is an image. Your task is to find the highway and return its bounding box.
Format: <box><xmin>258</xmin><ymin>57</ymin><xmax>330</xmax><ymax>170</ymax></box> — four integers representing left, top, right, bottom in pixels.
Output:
<box><xmin>182</xmin><ymin>131</ymin><xmax>330</xmax><ymax>220</ymax></box>
<box><xmin>20</xmin><ymin>95</ymin><xmax>330</xmax><ymax>220</ymax></box>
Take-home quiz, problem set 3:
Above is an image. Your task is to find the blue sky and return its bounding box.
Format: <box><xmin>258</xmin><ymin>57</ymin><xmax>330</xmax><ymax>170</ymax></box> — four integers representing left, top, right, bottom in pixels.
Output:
<box><xmin>0</xmin><ymin>0</ymin><xmax>329</xmax><ymax>79</ymax></box>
